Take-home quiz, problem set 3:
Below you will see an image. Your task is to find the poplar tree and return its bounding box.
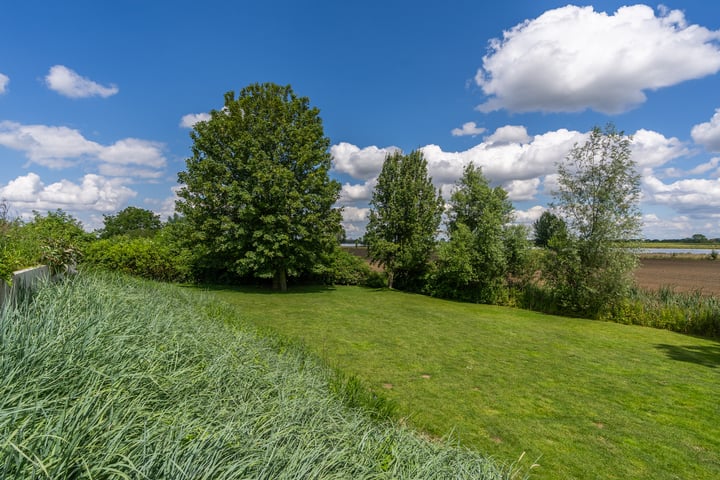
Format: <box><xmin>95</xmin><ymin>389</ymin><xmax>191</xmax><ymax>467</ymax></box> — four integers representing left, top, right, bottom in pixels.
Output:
<box><xmin>434</xmin><ymin>163</ymin><xmax>514</xmax><ymax>303</ymax></box>
<box><xmin>365</xmin><ymin>150</ymin><xmax>443</xmax><ymax>289</ymax></box>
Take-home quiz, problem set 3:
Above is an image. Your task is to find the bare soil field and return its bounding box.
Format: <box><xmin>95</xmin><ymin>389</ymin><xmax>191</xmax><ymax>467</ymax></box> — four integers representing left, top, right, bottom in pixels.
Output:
<box><xmin>344</xmin><ymin>246</ymin><xmax>720</xmax><ymax>296</ymax></box>
<box><xmin>635</xmin><ymin>257</ymin><xmax>720</xmax><ymax>295</ymax></box>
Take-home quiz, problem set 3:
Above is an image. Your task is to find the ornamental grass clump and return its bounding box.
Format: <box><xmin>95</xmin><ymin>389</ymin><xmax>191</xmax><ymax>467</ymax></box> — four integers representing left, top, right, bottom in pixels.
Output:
<box><xmin>0</xmin><ymin>272</ymin><xmax>518</xmax><ymax>479</ymax></box>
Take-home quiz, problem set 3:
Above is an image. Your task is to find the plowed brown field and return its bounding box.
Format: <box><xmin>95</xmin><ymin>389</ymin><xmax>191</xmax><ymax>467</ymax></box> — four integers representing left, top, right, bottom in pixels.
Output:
<box><xmin>344</xmin><ymin>246</ymin><xmax>720</xmax><ymax>296</ymax></box>
<box><xmin>635</xmin><ymin>257</ymin><xmax>720</xmax><ymax>295</ymax></box>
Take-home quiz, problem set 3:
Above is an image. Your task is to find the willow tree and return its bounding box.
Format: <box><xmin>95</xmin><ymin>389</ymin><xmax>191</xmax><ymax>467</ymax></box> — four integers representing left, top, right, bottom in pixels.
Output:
<box><xmin>547</xmin><ymin>124</ymin><xmax>641</xmax><ymax>315</ymax></box>
<box><xmin>365</xmin><ymin>150</ymin><xmax>443</xmax><ymax>290</ymax></box>
<box><xmin>176</xmin><ymin>83</ymin><xmax>342</xmax><ymax>291</ymax></box>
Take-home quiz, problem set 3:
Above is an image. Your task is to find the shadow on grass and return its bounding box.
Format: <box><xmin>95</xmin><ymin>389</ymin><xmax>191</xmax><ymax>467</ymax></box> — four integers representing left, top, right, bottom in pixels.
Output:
<box><xmin>655</xmin><ymin>343</ymin><xmax>720</xmax><ymax>369</ymax></box>
<box><xmin>182</xmin><ymin>283</ymin><xmax>338</xmax><ymax>295</ymax></box>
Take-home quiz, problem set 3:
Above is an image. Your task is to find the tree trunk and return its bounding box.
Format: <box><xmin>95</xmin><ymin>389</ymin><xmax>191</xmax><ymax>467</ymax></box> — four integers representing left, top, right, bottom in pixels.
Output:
<box><xmin>387</xmin><ymin>269</ymin><xmax>394</xmax><ymax>289</ymax></box>
<box><xmin>273</xmin><ymin>267</ymin><xmax>288</xmax><ymax>292</ymax></box>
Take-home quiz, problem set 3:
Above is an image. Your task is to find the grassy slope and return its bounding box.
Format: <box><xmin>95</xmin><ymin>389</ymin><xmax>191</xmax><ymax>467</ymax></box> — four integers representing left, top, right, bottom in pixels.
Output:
<box><xmin>207</xmin><ymin>285</ymin><xmax>720</xmax><ymax>480</ymax></box>
<box><xmin>0</xmin><ymin>274</ymin><xmax>513</xmax><ymax>479</ymax></box>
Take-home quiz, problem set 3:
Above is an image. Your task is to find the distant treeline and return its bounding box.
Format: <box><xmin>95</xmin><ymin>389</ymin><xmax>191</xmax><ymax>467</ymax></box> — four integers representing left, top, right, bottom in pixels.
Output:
<box><xmin>644</xmin><ymin>233</ymin><xmax>719</xmax><ymax>244</ymax></box>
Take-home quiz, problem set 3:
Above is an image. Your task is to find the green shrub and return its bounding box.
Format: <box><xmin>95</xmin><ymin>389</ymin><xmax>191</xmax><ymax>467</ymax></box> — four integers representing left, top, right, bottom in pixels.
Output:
<box><xmin>361</xmin><ymin>270</ymin><xmax>386</xmax><ymax>288</ymax></box>
<box><xmin>83</xmin><ymin>236</ymin><xmax>192</xmax><ymax>282</ymax></box>
<box><xmin>324</xmin><ymin>247</ymin><xmax>373</xmax><ymax>285</ymax></box>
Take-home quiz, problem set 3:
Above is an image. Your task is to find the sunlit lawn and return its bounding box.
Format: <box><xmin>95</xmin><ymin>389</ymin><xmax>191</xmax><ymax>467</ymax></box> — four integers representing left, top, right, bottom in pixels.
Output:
<box><xmin>206</xmin><ymin>285</ymin><xmax>720</xmax><ymax>480</ymax></box>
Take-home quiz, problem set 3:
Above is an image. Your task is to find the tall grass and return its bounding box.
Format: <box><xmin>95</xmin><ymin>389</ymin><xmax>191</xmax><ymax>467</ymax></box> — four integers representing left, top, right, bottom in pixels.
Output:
<box><xmin>517</xmin><ymin>282</ymin><xmax>720</xmax><ymax>338</ymax></box>
<box><xmin>0</xmin><ymin>272</ymin><xmax>520</xmax><ymax>479</ymax></box>
<box><xmin>601</xmin><ymin>286</ymin><xmax>720</xmax><ymax>337</ymax></box>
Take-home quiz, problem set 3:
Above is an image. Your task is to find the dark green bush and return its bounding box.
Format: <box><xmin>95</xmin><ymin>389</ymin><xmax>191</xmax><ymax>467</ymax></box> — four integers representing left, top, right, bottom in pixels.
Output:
<box><xmin>324</xmin><ymin>248</ymin><xmax>373</xmax><ymax>286</ymax></box>
<box><xmin>83</xmin><ymin>236</ymin><xmax>192</xmax><ymax>282</ymax></box>
<box><xmin>363</xmin><ymin>270</ymin><xmax>388</xmax><ymax>288</ymax></box>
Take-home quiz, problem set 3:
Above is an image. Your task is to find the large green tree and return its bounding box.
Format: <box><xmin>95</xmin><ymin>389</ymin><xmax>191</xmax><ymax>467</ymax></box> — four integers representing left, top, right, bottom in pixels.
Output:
<box><xmin>99</xmin><ymin>206</ymin><xmax>161</xmax><ymax>239</ymax></box>
<box><xmin>546</xmin><ymin>124</ymin><xmax>641</xmax><ymax>315</ymax></box>
<box><xmin>433</xmin><ymin>163</ymin><xmax>515</xmax><ymax>303</ymax></box>
<box><xmin>176</xmin><ymin>83</ymin><xmax>342</xmax><ymax>291</ymax></box>
<box><xmin>365</xmin><ymin>150</ymin><xmax>443</xmax><ymax>290</ymax></box>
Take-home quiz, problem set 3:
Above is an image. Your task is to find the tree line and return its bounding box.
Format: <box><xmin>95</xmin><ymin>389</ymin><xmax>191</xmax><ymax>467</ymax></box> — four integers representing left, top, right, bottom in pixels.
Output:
<box><xmin>171</xmin><ymin>83</ymin><xmax>642</xmax><ymax>317</ymax></box>
<box><xmin>1</xmin><ymin>83</ymin><xmax>644</xmax><ymax>319</ymax></box>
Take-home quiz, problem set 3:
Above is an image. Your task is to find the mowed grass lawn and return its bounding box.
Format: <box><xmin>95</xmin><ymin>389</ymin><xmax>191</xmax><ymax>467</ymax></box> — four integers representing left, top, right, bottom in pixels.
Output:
<box><xmin>206</xmin><ymin>285</ymin><xmax>720</xmax><ymax>480</ymax></box>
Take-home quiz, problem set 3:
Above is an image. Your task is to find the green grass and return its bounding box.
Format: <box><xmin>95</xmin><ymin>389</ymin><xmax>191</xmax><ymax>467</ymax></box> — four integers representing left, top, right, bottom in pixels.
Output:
<box><xmin>207</xmin><ymin>284</ymin><xmax>720</xmax><ymax>480</ymax></box>
<box><xmin>0</xmin><ymin>272</ymin><xmax>516</xmax><ymax>479</ymax></box>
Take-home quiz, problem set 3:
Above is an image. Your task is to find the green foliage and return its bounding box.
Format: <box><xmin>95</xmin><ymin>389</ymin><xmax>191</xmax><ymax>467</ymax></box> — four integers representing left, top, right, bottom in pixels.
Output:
<box><xmin>0</xmin><ymin>271</ymin><xmax>515</xmax><ymax>479</ymax></box>
<box><xmin>83</xmin><ymin>235</ymin><xmax>192</xmax><ymax>282</ymax></box>
<box><xmin>532</xmin><ymin>211</ymin><xmax>567</xmax><ymax>248</ymax></box>
<box><xmin>430</xmin><ymin>164</ymin><xmax>516</xmax><ymax>304</ymax></box>
<box><xmin>546</xmin><ymin>124</ymin><xmax>641</xmax><ymax>316</ymax></box>
<box><xmin>40</xmin><ymin>238</ymin><xmax>82</xmax><ymax>275</ymax></box>
<box><xmin>599</xmin><ymin>287</ymin><xmax>720</xmax><ymax>338</ymax></box>
<box><xmin>177</xmin><ymin>83</ymin><xmax>342</xmax><ymax>292</ymax></box>
<box><xmin>365</xmin><ymin>150</ymin><xmax>443</xmax><ymax>290</ymax></box>
<box><xmin>98</xmin><ymin>206</ymin><xmax>161</xmax><ymax>239</ymax></box>
<box><xmin>0</xmin><ymin>208</ymin><xmax>89</xmax><ymax>282</ymax></box>
<box><xmin>324</xmin><ymin>247</ymin><xmax>373</xmax><ymax>285</ymax></box>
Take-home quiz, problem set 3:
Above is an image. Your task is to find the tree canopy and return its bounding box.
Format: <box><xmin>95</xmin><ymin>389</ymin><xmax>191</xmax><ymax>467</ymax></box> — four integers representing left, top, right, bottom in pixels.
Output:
<box><xmin>546</xmin><ymin>124</ymin><xmax>641</xmax><ymax>315</ymax></box>
<box><xmin>365</xmin><ymin>150</ymin><xmax>443</xmax><ymax>289</ymax></box>
<box><xmin>176</xmin><ymin>83</ymin><xmax>342</xmax><ymax>291</ymax></box>
<box><xmin>433</xmin><ymin>163</ymin><xmax>516</xmax><ymax>303</ymax></box>
<box><xmin>532</xmin><ymin>211</ymin><xmax>567</xmax><ymax>248</ymax></box>
<box><xmin>99</xmin><ymin>206</ymin><xmax>162</xmax><ymax>239</ymax></box>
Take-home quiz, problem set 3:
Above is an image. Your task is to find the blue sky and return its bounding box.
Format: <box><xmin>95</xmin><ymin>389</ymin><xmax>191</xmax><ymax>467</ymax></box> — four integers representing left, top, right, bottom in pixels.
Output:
<box><xmin>2</xmin><ymin>1</ymin><xmax>720</xmax><ymax>239</ymax></box>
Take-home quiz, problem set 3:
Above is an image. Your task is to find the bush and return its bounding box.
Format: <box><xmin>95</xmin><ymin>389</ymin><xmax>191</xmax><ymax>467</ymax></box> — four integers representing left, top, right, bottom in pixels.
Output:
<box><xmin>364</xmin><ymin>270</ymin><xmax>388</xmax><ymax>288</ymax></box>
<box><xmin>323</xmin><ymin>247</ymin><xmax>380</xmax><ymax>286</ymax></box>
<box><xmin>83</xmin><ymin>236</ymin><xmax>192</xmax><ymax>282</ymax></box>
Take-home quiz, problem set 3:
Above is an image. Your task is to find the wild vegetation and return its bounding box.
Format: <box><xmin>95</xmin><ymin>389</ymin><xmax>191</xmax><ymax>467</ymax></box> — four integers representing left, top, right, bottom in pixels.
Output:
<box><xmin>2</xmin><ymin>82</ymin><xmax>720</xmax><ymax>479</ymax></box>
<box><xmin>0</xmin><ymin>206</ymin><xmax>90</xmax><ymax>283</ymax></box>
<box><xmin>0</xmin><ymin>272</ymin><xmax>520</xmax><ymax>479</ymax></box>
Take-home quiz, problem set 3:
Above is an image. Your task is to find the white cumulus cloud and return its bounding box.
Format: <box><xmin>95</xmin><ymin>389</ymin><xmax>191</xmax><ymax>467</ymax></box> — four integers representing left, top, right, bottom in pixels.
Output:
<box><xmin>0</xmin><ymin>73</ymin><xmax>9</xmax><ymax>94</ymax></box>
<box><xmin>331</xmin><ymin>142</ymin><xmax>400</xmax><ymax>180</ymax></box>
<box><xmin>643</xmin><ymin>175</ymin><xmax>720</xmax><ymax>213</ymax></box>
<box><xmin>631</xmin><ymin>129</ymin><xmax>688</xmax><ymax>171</ymax></box>
<box><xmin>0</xmin><ymin>121</ymin><xmax>166</xmax><ymax>177</ymax></box>
<box><xmin>339</xmin><ymin>178</ymin><xmax>377</xmax><ymax>204</ymax></box>
<box><xmin>340</xmin><ymin>206</ymin><xmax>371</xmax><ymax>238</ymax></box>
<box><xmin>0</xmin><ymin>173</ymin><xmax>136</xmax><ymax>213</ymax></box>
<box><xmin>420</xmin><ymin>128</ymin><xmax>585</xmax><ymax>186</ymax></box>
<box><xmin>513</xmin><ymin>205</ymin><xmax>546</xmax><ymax>225</ymax></box>
<box><xmin>98</xmin><ymin>138</ymin><xmax>166</xmax><ymax>168</ymax></box>
<box><xmin>451</xmin><ymin>121</ymin><xmax>486</xmax><ymax>137</ymax></box>
<box><xmin>691</xmin><ymin>108</ymin><xmax>720</xmax><ymax>152</ymax></box>
<box><xmin>476</xmin><ymin>5</ymin><xmax>720</xmax><ymax>113</ymax></box>
<box><xmin>180</xmin><ymin>112</ymin><xmax>211</xmax><ymax>128</ymax></box>
<box><xmin>485</xmin><ymin>125</ymin><xmax>531</xmax><ymax>145</ymax></box>
<box><xmin>0</xmin><ymin>121</ymin><xmax>102</xmax><ymax>167</ymax></box>
<box><xmin>342</xmin><ymin>206</ymin><xmax>369</xmax><ymax>222</ymax></box>
<box><xmin>504</xmin><ymin>178</ymin><xmax>540</xmax><ymax>201</ymax></box>
<box><xmin>45</xmin><ymin>65</ymin><xmax>119</xmax><ymax>99</ymax></box>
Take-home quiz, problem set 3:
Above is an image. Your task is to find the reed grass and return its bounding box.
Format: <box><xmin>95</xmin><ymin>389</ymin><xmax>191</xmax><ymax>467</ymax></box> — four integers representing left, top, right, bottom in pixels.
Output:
<box><xmin>0</xmin><ymin>272</ymin><xmax>518</xmax><ymax>479</ymax></box>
